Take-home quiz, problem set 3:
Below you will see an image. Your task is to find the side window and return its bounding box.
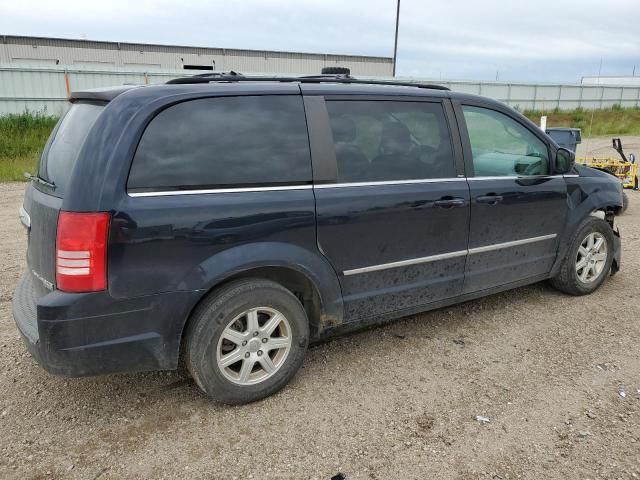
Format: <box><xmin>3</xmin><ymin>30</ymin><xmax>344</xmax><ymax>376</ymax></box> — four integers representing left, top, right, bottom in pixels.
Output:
<box><xmin>462</xmin><ymin>106</ymin><xmax>549</xmax><ymax>177</ymax></box>
<box><xmin>128</xmin><ymin>96</ymin><xmax>311</xmax><ymax>191</ymax></box>
<box><xmin>325</xmin><ymin>100</ymin><xmax>455</xmax><ymax>183</ymax></box>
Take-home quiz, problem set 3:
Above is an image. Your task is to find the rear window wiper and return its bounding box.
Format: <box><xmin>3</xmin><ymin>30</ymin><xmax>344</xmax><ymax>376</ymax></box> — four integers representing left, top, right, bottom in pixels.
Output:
<box><xmin>24</xmin><ymin>172</ymin><xmax>56</xmax><ymax>190</ymax></box>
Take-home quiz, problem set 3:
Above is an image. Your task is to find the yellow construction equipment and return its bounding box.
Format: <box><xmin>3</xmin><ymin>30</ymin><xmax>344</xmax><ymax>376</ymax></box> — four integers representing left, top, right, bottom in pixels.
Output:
<box><xmin>577</xmin><ymin>138</ymin><xmax>639</xmax><ymax>190</ymax></box>
<box><xmin>577</xmin><ymin>158</ymin><xmax>638</xmax><ymax>189</ymax></box>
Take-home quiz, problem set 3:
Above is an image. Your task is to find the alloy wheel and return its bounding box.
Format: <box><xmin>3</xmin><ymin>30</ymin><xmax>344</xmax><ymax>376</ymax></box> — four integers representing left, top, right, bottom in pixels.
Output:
<box><xmin>575</xmin><ymin>232</ymin><xmax>608</xmax><ymax>283</ymax></box>
<box><xmin>216</xmin><ymin>307</ymin><xmax>292</xmax><ymax>385</ymax></box>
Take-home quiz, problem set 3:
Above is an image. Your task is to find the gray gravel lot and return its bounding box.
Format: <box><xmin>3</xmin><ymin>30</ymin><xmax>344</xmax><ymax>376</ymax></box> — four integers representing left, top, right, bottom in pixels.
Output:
<box><xmin>577</xmin><ymin>135</ymin><xmax>640</xmax><ymax>159</ymax></box>
<box><xmin>1</xmin><ymin>181</ymin><xmax>639</xmax><ymax>480</ymax></box>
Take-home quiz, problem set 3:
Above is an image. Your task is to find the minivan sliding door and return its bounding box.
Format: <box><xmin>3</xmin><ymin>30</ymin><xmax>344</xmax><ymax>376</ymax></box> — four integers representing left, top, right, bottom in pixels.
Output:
<box><xmin>306</xmin><ymin>95</ymin><xmax>470</xmax><ymax>322</ymax></box>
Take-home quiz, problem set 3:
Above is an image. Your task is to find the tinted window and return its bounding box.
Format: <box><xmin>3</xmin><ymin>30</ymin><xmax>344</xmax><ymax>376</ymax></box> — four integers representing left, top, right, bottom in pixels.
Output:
<box><xmin>326</xmin><ymin>101</ymin><xmax>455</xmax><ymax>182</ymax></box>
<box><xmin>128</xmin><ymin>96</ymin><xmax>311</xmax><ymax>190</ymax></box>
<box><xmin>39</xmin><ymin>103</ymin><xmax>103</xmax><ymax>195</ymax></box>
<box><xmin>462</xmin><ymin>106</ymin><xmax>549</xmax><ymax>177</ymax></box>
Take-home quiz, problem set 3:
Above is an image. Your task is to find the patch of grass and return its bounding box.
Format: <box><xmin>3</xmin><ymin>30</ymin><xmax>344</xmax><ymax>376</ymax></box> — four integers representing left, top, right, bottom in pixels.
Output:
<box><xmin>0</xmin><ymin>112</ymin><xmax>58</xmax><ymax>181</ymax></box>
<box><xmin>0</xmin><ymin>156</ymin><xmax>42</xmax><ymax>182</ymax></box>
<box><xmin>523</xmin><ymin>107</ymin><xmax>640</xmax><ymax>137</ymax></box>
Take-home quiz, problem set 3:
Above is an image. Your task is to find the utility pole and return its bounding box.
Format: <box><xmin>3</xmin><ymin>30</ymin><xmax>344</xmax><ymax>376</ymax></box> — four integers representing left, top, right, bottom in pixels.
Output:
<box><xmin>392</xmin><ymin>0</ymin><xmax>400</xmax><ymax>77</ymax></box>
<box><xmin>597</xmin><ymin>58</ymin><xmax>603</xmax><ymax>79</ymax></box>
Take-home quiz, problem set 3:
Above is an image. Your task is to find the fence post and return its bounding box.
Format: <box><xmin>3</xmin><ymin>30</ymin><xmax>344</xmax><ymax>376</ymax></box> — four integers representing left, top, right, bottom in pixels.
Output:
<box><xmin>578</xmin><ymin>84</ymin><xmax>583</xmax><ymax>109</ymax></box>
<box><xmin>557</xmin><ymin>85</ymin><xmax>562</xmax><ymax>110</ymax></box>
<box><xmin>507</xmin><ymin>83</ymin><xmax>511</xmax><ymax>106</ymax></box>
<box><xmin>636</xmin><ymin>87</ymin><xmax>640</xmax><ymax>108</ymax></box>
<box><xmin>619</xmin><ymin>87</ymin><xmax>624</xmax><ymax>107</ymax></box>
<box><xmin>599</xmin><ymin>87</ymin><xmax>604</xmax><ymax>109</ymax></box>
<box><xmin>533</xmin><ymin>85</ymin><xmax>537</xmax><ymax>110</ymax></box>
<box><xmin>63</xmin><ymin>70</ymin><xmax>71</xmax><ymax>98</ymax></box>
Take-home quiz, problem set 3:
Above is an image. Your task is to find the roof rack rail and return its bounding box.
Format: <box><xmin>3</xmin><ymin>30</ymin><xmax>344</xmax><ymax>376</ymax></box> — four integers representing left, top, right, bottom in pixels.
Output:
<box><xmin>165</xmin><ymin>73</ymin><xmax>450</xmax><ymax>91</ymax></box>
<box><xmin>190</xmin><ymin>70</ymin><xmax>242</xmax><ymax>78</ymax></box>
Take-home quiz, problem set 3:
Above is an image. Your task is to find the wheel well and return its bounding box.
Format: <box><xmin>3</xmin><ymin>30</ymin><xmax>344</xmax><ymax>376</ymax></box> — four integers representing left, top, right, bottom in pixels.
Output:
<box><xmin>225</xmin><ymin>267</ymin><xmax>322</xmax><ymax>332</ymax></box>
<box><xmin>180</xmin><ymin>267</ymin><xmax>323</xmax><ymax>361</ymax></box>
<box><xmin>591</xmin><ymin>207</ymin><xmax>617</xmax><ymax>227</ymax></box>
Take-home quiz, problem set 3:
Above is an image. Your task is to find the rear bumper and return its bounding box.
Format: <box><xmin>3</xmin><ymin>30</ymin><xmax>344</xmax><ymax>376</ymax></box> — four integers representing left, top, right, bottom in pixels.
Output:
<box><xmin>12</xmin><ymin>273</ymin><xmax>202</xmax><ymax>377</ymax></box>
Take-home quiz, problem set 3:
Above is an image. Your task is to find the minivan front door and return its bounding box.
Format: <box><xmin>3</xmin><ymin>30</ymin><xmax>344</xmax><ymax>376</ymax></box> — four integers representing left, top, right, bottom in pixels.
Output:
<box><xmin>306</xmin><ymin>95</ymin><xmax>470</xmax><ymax>322</ymax></box>
<box><xmin>456</xmin><ymin>103</ymin><xmax>568</xmax><ymax>293</ymax></box>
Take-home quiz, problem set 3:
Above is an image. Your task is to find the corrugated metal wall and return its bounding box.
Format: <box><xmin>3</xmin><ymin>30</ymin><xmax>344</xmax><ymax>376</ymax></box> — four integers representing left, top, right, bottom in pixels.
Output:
<box><xmin>425</xmin><ymin>79</ymin><xmax>640</xmax><ymax>110</ymax></box>
<box><xmin>1</xmin><ymin>66</ymin><xmax>640</xmax><ymax>116</ymax></box>
<box><xmin>0</xmin><ymin>67</ymin><xmax>183</xmax><ymax>114</ymax></box>
<box><xmin>581</xmin><ymin>76</ymin><xmax>640</xmax><ymax>87</ymax></box>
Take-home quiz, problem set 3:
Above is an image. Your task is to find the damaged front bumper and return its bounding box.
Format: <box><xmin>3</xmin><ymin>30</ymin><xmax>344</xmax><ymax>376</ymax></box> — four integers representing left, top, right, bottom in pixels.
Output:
<box><xmin>611</xmin><ymin>227</ymin><xmax>621</xmax><ymax>274</ymax></box>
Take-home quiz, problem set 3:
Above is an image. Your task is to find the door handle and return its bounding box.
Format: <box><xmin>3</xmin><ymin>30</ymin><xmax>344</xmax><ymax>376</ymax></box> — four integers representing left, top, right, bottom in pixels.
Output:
<box><xmin>476</xmin><ymin>194</ymin><xmax>503</xmax><ymax>205</ymax></box>
<box><xmin>434</xmin><ymin>197</ymin><xmax>467</xmax><ymax>208</ymax></box>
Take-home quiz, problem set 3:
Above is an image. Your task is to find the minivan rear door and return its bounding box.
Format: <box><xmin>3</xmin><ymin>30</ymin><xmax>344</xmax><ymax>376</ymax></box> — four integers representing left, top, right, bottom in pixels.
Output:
<box><xmin>22</xmin><ymin>102</ymin><xmax>104</xmax><ymax>297</ymax></box>
<box><xmin>305</xmin><ymin>93</ymin><xmax>470</xmax><ymax>322</ymax></box>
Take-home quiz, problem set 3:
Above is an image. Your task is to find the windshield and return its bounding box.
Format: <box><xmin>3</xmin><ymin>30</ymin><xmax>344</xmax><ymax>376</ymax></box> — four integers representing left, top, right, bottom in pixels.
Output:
<box><xmin>38</xmin><ymin>103</ymin><xmax>103</xmax><ymax>195</ymax></box>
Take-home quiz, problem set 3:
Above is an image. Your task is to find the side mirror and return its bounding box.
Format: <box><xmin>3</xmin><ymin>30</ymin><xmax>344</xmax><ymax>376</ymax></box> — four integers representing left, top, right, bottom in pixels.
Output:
<box><xmin>555</xmin><ymin>148</ymin><xmax>575</xmax><ymax>174</ymax></box>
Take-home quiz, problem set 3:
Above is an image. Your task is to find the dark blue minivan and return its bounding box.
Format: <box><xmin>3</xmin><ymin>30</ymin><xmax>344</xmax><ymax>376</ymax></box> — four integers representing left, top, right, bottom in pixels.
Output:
<box><xmin>13</xmin><ymin>74</ymin><xmax>623</xmax><ymax>404</ymax></box>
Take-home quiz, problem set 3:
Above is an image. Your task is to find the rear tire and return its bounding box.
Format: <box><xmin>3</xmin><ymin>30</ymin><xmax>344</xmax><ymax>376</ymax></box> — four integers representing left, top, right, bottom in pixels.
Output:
<box><xmin>550</xmin><ymin>217</ymin><xmax>614</xmax><ymax>296</ymax></box>
<box><xmin>185</xmin><ymin>279</ymin><xmax>309</xmax><ymax>404</ymax></box>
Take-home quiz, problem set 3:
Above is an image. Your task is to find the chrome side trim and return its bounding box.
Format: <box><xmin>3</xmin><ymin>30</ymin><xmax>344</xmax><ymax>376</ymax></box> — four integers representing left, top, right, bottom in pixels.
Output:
<box><xmin>19</xmin><ymin>206</ymin><xmax>30</xmax><ymax>229</ymax></box>
<box><xmin>342</xmin><ymin>234</ymin><xmax>558</xmax><ymax>275</ymax></box>
<box><xmin>128</xmin><ymin>175</ymin><xmax>580</xmax><ymax>197</ymax></box>
<box><xmin>343</xmin><ymin>250</ymin><xmax>468</xmax><ymax>276</ymax></box>
<box><xmin>128</xmin><ymin>185</ymin><xmax>313</xmax><ymax>197</ymax></box>
<box><xmin>467</xmin><ymin>234</ymin><xmax>558</xmax><ymax>255</ymax></box>
<box><xmin>314</xmin><ymin>178</ymin><xmax>466</xmax><ymax>189</ymax></box>
<box><xmin>467</xmin><ymin>176</ymin><xmax>520</xmax><ymax>181</ymax></box>
<box><xmin>468</xmin><ymin>175</ymin><xmax>576</xmax><ymax>181</ymax></box>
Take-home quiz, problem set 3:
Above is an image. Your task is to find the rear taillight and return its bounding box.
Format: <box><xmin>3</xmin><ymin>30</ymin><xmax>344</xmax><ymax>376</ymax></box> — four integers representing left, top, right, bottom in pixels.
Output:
<box><xmin>56</xmin><ymin>212</ymin><xmax>110</xmax><ymax>292</ymax></box>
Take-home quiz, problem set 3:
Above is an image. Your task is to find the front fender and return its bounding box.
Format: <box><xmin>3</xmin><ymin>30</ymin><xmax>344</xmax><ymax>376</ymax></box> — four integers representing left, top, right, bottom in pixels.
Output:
<box><xmin>551</xmin><ymin>176</ymin><xmax>623</xmax><ymax>276</ymax></box>
<box><xmin>182</xmin><ymin>241</ymin><xmax>344</xmax><ymax>330</ymax></box>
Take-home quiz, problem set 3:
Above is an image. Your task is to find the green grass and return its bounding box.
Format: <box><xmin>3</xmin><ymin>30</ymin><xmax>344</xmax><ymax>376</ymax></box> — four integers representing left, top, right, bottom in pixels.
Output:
<box><xmin>0</xmin><ymin>112</ymin><xmax>58</xmax><ymax>181</ymax></box>
<box><xmin>523</xmin><ymin>106</ymin><xmax>640</xmax><ymax>137</ymax></box>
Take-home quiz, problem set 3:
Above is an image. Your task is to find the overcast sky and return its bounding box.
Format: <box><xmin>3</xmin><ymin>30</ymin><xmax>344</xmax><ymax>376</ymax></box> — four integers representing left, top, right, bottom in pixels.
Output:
<box><xmin>2</xmin><ymin>0</ymin><xmax>639</xmax><ymax>82</ymax></box>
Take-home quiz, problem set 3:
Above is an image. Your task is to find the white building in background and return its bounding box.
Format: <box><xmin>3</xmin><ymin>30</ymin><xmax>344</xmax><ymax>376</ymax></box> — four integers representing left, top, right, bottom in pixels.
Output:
<box><xmin>0</xmin><ymin>35</ymin><xmax>393</xmax><ymax>76</ymax></box>
<box><xmin>581</xmin><ymin>76</ymin><xmax>640</xmax><ymax>87</ymax></box>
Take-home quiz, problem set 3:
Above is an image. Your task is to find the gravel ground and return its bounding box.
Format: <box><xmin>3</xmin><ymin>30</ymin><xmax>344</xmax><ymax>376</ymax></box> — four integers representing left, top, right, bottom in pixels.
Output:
<box><xmin>576</xmin><ymin>135</ymin><xmax>640</xmax><ymax>159</ymax></box>
<box><xmin>1</xmin><ymin>180</ymin><xmax>639</xmax><ymax>480</ymax></box>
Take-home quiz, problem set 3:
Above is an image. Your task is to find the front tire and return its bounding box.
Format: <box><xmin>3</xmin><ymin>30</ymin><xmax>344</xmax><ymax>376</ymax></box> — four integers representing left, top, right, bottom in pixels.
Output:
<box><xmin>550</xmin><ymin>217</ymin><xmax>615</xmax><ymax>295</ymax></box>
<box><xmin>185</xmin><ymin>279</ymin><xmax>309</xmax><ymax>404</ymax></box>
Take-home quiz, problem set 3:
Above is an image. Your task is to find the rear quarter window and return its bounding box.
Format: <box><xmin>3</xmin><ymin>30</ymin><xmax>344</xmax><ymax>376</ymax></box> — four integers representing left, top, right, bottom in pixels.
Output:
<box><xmin>39</xmin><ymin>103</ymin><xmax>103</xmax><ymax>195</ymax></box>
<box><xmin>127</xmin><ymin>95</ymin><xmax>312</xmax><ymax>191</ymax></box>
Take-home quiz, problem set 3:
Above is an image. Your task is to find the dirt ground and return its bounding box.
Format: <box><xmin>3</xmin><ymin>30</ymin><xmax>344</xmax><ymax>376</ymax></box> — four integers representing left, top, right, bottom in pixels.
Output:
<box><xmin>576</xmin><ymin>135</ymin><xmax>640</xmax><ymax>160</ymax></box>
<box><xmin>0</xmin><ymin>179</ymin><xmax>639</xmax><ymax>480</ymax></box>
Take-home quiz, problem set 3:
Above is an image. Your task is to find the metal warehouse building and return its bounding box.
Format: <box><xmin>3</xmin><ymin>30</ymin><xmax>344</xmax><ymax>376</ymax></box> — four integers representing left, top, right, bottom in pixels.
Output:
<box><xmin>0</xmin><ymin>35</ymin><xmax>393</xmax><ymax>76</ymax></box>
